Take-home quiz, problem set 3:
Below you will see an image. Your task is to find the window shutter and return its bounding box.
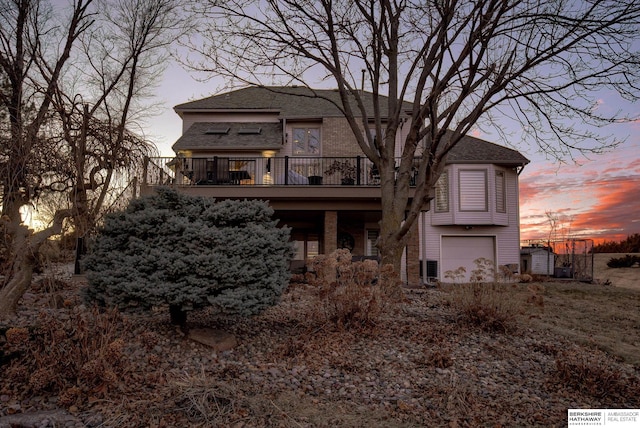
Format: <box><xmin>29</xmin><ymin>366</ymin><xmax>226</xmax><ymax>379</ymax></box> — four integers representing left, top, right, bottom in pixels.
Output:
<box><xmin>435</xmin><ymin>172</ymin><xmax>449</xmax><ymax>212</ymax></box>
<box><xmin>496</xmin><ymin>171</ymin><xmax>506</xmax><ymax>213</ymax></box>
<box><xmin>459</xmin><ymin>169</ymin><xmax>487</xmax><ymax>211</ymax></box>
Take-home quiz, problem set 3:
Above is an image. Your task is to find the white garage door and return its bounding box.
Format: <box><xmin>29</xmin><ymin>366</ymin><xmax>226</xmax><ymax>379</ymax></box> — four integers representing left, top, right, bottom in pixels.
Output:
<box><xmin>441</xmin><ymin>236</ymin><xmax>495</xmax><ymax>282</ymax></box>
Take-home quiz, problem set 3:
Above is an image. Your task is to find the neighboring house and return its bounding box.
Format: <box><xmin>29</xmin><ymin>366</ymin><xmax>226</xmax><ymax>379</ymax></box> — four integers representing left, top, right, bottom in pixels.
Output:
<box><xmin>520</xmin><ymin>245</ymin><xmax>556</xmax><ymax>276</ymax></box>
<box><xmin>141</xmin><ymin>86</ymin><xmax>529</xmax><ymax>284</ymax></box>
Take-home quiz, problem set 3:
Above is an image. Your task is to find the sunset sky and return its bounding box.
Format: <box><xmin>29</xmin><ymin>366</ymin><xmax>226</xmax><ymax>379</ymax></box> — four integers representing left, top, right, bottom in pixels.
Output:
<box><xmin>146</xmin><ymin>63</ymin><xmax>640</xmax><ymax>246</ymax></box>
<box><xmin>518</xmin><ymin>138</ymin><xmax>640</xmax><ymax>245</ymax></box>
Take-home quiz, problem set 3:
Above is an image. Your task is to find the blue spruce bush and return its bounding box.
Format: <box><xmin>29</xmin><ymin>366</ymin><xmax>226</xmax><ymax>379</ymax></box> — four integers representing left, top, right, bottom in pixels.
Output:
<box><xmin>83</xmin><ymin>188</ymin><xmax>293</xmax><ymax>327</ymax></box>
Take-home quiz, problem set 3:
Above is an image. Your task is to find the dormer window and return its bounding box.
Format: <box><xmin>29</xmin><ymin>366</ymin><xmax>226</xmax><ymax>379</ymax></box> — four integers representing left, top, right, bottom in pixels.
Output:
<box><xmin>204</xmin><ymin>127</ymin><xmax>230</xmax><ymax>135</ymax></box>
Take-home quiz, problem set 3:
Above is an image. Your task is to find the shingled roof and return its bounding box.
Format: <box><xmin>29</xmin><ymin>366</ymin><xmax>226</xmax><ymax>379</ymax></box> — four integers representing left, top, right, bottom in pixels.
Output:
<box><xmin>173</xmin><ymin>86</ymin><xmax>529</xmax><ymax>166</ymax></box>
<box><xmin>445</xmin><ymin>134</ymin><xmax>529</xmax><ymax>166</ymax></box>
<box><xmin>174</xmin><ymin>86</ymin><xmax>413</xmax><ymax>119</ymax></box>
<box><xmin>173</xmin><ymin>122</ymin><xmax>282</xmax><ymax>151</ymax></box>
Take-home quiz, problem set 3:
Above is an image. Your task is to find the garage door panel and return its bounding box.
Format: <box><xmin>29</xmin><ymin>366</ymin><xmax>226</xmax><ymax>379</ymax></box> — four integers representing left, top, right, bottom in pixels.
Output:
<box><xmin>441</xmin><ymin>236</ymin><xmax>495</xmax><ymax>282</ymax></box>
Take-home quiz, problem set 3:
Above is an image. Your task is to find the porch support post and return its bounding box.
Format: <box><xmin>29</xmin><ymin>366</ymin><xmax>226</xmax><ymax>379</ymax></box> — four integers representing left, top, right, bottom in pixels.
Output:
<box><xmin>324</xmin><ymin>211</ymin><xmax>337</xmax><ymax>254</ymax></box>
<box><xmin>406</xmin><ymin>220</ymin><xmax>421</xmax><ymax>286</ymax></box>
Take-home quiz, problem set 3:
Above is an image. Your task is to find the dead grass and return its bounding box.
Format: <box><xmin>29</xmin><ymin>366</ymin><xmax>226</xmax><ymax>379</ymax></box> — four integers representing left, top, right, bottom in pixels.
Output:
<box><xmin>2</xmin><ymin>306</ymin><xmax>129</xmax><ymax>401</ymax></box>
<box><xmin>593</xmin><ymin>252</ymin><xmax>640</xmax><ymax>290</ymax></box>
<box><xmin>442</xmin><ymin>282</ymin><xmax>531</xmax><ymax>333</ymax></box>
<box><xmin>440</xmin><ymin>277</ymin><xmax>640</xmax><ymax>366</ymax></box>
<box><xmin>166</xmin><ymin>372</ymin><xmax>410</xmax><ymax>428</ymax></box>
<box><xmin>526</xmin><ymin>281</ymin><xmax>640</xmax><ymax>366</ymax></box>
<box><xmin>553</xmin><ymin>347</ymin><xmax>640</xmax><ymax>402</ymax></box>
<box><xmin>2</xmin><ymin>255</ymin><xmax>639</xmax><ymax>426</ymax></box>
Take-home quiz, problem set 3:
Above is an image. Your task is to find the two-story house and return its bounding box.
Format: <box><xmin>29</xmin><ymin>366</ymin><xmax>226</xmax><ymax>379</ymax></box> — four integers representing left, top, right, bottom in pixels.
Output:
<box><xmin>141</xmin><ymin>86</ymin><xmax>529</xmax><ymax>283</ymax></box>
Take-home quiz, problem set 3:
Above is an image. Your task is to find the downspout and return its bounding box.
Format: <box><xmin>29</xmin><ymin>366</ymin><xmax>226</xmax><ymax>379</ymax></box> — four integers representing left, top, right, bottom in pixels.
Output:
<box><xmin>422</xmin><ymin>212</ymin><xmax>428</xmax><ymax>285</ymax></box>
<box><xmin>282</xmin><ymin>118</ymin><xmax>287</xmax><ymax>145</ymax></box>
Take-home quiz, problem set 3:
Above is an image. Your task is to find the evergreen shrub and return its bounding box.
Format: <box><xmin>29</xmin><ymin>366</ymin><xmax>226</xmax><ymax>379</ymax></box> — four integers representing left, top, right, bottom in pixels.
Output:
<box><xmin>606</xmin><ymin>255</ymin><xmax>640</xmax><ymax>268</ymax></box>
<box><xmin>83</xmin><ymin>188</ymin><xmax>293</xmax><ymax>326</ymax></box>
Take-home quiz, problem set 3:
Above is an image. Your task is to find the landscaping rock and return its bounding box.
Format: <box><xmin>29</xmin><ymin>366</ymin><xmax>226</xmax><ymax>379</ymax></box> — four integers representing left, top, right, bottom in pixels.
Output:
<box><xmin>187</xmin><ymin>327</ymin><xmax>237</xmax><ymax>351</ymax></box>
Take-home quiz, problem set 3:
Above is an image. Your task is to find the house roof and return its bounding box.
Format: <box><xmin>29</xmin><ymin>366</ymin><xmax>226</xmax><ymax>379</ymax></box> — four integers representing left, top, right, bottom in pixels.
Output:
<box><xmin>174</xmin><ymin>86</ymin><xmax>413</xmax><ymax>119</ymax></box>
<box><xmin>445</xmin><ymin>134</ymin><xmax>529</xmax><ymax>166</ymax></box>
<box><xmin>172</xmin><ymin>122</ymin><xmax>283</xmax><ymax>152</ymax></box>
<box><xmin>173</xmin><ymin>86</ymin><xmax>529</xmax><ymax>166</ymax></box>
<box><xmin>521</xmin><ymin>246</ymin><xmax>555</xmax><ymax>255</ymax></box>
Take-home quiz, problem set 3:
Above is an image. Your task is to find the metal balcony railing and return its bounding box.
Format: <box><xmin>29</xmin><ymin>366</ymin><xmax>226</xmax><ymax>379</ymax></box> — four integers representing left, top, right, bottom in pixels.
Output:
<box><xmin>143</xmin><ymin>156</ymin><xmax>393</xmax><ymax>187</ymax></box>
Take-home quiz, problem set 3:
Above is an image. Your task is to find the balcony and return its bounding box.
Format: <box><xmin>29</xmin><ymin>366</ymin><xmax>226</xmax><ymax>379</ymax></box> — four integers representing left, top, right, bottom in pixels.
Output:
<box><xmin>141</xmin><ymin>156</ymin><xmax>423</xmax><ymax>211</ymax></box>
<box><xmin>143</xmin><ymin>156</ymin><xmax>392</xmax><ymax>187</ymax></box>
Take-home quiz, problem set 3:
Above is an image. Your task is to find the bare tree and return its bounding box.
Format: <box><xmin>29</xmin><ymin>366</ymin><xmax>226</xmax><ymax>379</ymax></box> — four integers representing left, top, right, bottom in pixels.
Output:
<box><xmin>0</xmin><ymin>0</ymin><xmax>95</xmax><ymax>318</ymax></box>
<box><xmin>545</xmin><ymin>210</ymin><xmax>574</xmax><ymax>244</ymax></box>
<box><xmin>51</xmin><ymin>0</ymin><xmax>185</xmax><ymax>246</ymax></box>
<box><xmin>0</xmin><ymin>0</ymin><xmax>186</xmax><ymax>319</ymax></box>
<box><xmin>185</xmin><ymin>0</ymin><xmax>640</xmax><ymax>276</ymax></box>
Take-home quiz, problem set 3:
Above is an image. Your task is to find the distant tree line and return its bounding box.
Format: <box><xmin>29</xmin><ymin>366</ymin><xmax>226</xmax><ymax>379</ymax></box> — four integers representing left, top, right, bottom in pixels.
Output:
<box><xmin>593</xmin><ymin>234</ymin><xmax>640</xmax><ymax>253</ymax></box>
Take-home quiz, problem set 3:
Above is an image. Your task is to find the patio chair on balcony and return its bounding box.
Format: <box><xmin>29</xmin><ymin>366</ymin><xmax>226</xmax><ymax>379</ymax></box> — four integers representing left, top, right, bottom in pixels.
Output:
<box><xmin>193</xmin><ymin>157</ymin><xmax>230</xmax><ymax>185</ymax></box>
<box><xmin>369</xmin><ymin>165</ymin><xmax>380</xmax><ymax>185</ymax></box>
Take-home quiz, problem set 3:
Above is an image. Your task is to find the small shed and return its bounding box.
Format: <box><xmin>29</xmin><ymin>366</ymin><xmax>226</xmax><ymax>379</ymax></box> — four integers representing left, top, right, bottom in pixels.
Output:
<box><xmin>520</xmin><ymin>245</ymin><xmax>555</xmax><ymax>276</ymax></box>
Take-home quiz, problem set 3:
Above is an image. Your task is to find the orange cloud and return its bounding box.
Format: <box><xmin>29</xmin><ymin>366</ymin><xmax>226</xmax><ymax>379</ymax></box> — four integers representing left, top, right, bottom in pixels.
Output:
<box><xmin>519</xmin><ymin>152</ymin><xmax>640</xmax><ymax>243</ymax></box>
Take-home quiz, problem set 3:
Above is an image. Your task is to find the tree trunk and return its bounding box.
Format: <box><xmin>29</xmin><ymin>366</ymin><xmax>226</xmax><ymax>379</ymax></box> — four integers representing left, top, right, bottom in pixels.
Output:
<box><xmin>377</xmin><ymin>151</ymin><xmax>411</xmax><ymax>284</ymax></box>
<box><xmin>378</xmin><ymin>214</ymin><xmax>408</xmax><ymax>279</ymax></box>
<box><xmin>169</xmin><ymin>304</ymin><xmax>188</xmax><ymax>332</ymax></box>
<box><xmin>0</xmin><ymin>210</ymin><xmax>71</xmax><ymax>320</ymax></box>
<box><xmin>0</xmin><ymin>223</ymin><xmax>36</xmax><ymax>319</ymax></box>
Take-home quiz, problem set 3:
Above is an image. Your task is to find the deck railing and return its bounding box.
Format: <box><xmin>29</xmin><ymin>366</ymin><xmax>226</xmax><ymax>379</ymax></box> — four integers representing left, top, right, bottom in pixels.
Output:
<box><xmin>143</xmin><ymin>156</ymin><xmax>393</xmax><ymax>187</ymax></box>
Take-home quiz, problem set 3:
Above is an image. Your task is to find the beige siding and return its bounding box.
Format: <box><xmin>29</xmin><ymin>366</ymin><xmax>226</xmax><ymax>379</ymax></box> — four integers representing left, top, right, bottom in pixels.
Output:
<box><xmin>421</xmin><ymin>166</ymin><xmax>522</xmax><ymax>281</ymax></box>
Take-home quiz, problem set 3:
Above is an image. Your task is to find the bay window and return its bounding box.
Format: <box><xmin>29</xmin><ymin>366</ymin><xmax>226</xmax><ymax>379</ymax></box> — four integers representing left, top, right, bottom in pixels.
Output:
<box><xmin>459</xmin><ymin>169</ymin><xmax>488</xmax><ymax>212</ymax></box>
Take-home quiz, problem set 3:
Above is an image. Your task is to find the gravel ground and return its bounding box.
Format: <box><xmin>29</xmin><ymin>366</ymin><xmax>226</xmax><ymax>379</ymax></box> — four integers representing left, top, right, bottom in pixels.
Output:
<box><xmin>1</xmin><ymin>268</ymin><xmax>639</xmax><ymax>427</ymax></box>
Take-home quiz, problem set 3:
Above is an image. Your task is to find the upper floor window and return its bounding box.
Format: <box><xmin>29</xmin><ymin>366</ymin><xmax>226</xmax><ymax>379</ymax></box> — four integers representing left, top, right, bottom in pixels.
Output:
<box><xmin>435</xmin><ymin>172</ymin><xmax>449</xmax><ymax>212</ymax></box>
<box><xmin>292</xmin><ymin>128</ymin><xmax>320</xmax><ymax>155</ymax></box>
<box><xmin>459</xmin><ymin>169</ymin><xmax>488</xmax><ymax>211</ymax></box>
<box><xmin>495</xmin><ymin>171</ymin><xmax>506</xmax><ymax>213</ymax></box>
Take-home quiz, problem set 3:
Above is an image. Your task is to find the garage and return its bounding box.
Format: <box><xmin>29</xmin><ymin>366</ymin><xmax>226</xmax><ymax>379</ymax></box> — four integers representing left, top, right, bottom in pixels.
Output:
<box><xmin>441</xmin><ymin>236</ymin><xmax>496</xmax><ymax>282</ymax></box>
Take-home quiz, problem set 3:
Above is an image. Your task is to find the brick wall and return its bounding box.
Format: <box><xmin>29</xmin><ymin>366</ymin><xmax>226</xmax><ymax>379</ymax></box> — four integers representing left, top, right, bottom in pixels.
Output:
<box><xmin>324</xmin><ymin>211</ymin><xmax>337</xmax><ymax>253</ymax></box>
<box><xmin>322</xmin><ymin>117</ymin><xmax>362</xmax><ymax>156</ymax></box>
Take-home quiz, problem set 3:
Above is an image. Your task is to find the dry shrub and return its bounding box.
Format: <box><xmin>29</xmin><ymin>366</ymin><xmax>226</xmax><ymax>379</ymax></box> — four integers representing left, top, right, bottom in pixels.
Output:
<box><xmin>171</xmin><ymin>371</ymin><xmax>243</xmax><ymax>426</ymax></box>
<box><xmin>526</xmin><ymin>284</ymin><xmax>545</xmax><ymax>308</ymax></box>
<box><xmin>518</xmin><ymin>273</ymin><xmax>533</xmax><ymax>283</ymax></box>
<box><xmin>2</xmin><ymin>306</ymin><xmax>128</xmax><ymax>401</ymax></box>
<box><xmin>444</xmin><ymin>258</ymin><xmax>547</xmax><ymax>333</ymax></box>
<box><xmin>554</xmin><ymin>348</ymin><xmax>639</xmax><ymax>400</ymax></box>
<box><xmin>37</xmin><ymin>238</ymin><xmax>70</xmax><ymax>267</ymax></box>
<box><xmin>418</xmin><ymin>347</ymin><xmax>453</xmax><ymax>369</ymax></box>
<box><xmin>447</xmin><ymin>282</ymin><xmax>520</xmax><ymax>333</ymax></box>
<box><xmin>309</xmin><ymin>249</ymin><xmax>402</xmax><ymax>329</ymax></box>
